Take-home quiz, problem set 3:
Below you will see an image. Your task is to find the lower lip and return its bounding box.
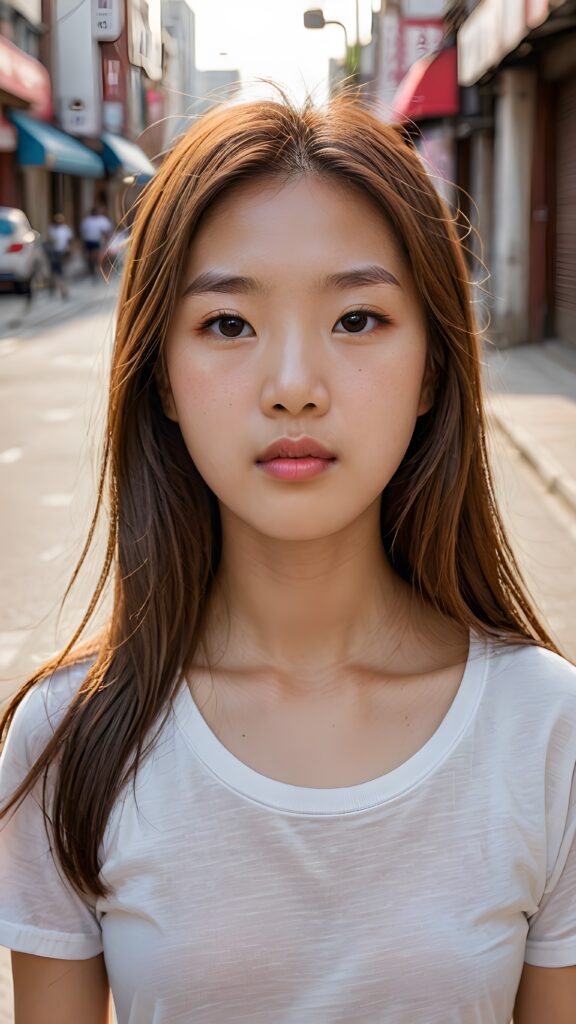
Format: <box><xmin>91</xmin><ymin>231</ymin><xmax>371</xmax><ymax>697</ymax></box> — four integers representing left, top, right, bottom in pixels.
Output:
<box><xmin>257</xmin><ymin>457</ymin><xmax>336</xmax><ymax>480</ymax></box>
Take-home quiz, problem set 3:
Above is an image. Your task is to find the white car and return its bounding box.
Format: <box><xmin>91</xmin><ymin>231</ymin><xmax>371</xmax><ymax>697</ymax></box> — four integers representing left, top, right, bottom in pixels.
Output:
<box><xmin>0</xmin><ymin>206</ymin><xmax>48</xmax><ymax>295</ymax></box>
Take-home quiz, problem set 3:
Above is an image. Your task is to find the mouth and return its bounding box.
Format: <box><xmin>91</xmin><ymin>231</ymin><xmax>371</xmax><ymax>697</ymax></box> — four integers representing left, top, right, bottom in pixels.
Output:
<box><xmin>256</xmin><ymin>436</ymin><xmax>336</xmax><ymax>462</ymax></box>
<box><xmin>255</xmin><ymin>436</ymin><xmax>338</xmax><ymax>482</ymax></box>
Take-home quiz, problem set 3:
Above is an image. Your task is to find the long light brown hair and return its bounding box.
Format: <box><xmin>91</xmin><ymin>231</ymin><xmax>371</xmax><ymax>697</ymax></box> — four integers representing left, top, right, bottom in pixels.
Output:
<box><xmin>0</xmin><ymin>85</ymin><xmax>565</xmax><ymax>899</ymax></box>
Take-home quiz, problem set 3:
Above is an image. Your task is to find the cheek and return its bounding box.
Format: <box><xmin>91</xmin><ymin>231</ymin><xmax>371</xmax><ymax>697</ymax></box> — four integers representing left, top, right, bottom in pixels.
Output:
<box><xmin>167</xmin><ymin>356</ymin><xmax>249</xmax><ymax>478</ymax></box>
<box><xmin>348</xmin><ymin>343</ymin><xmax>426</xmax><ymax>428</ymax></box>
<box><xmin>343</xmin><ymin>346</ymin><xmax>427</xmax><ymax>476</ymax></box>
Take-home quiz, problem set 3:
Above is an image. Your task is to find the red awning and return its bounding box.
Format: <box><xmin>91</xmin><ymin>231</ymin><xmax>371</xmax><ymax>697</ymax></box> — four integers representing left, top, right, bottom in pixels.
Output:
<box><xmin>0</xmin><ymin>35</ymin><xmax>52</xmax><ymax>121</ymax></box>
<box><xmin>392</xmin><ymin>47</ymin><xmax>458</xmax><ymax>123</ymax></box>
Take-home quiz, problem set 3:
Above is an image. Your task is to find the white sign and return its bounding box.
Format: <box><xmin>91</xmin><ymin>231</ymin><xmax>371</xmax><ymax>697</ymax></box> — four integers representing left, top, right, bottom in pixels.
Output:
<box><xmin>103</xmin><ymin>100</ymin><xmax>123</xmax><ymax>132</ymax></box>
<box><xmin>403</xmin><ymin>23</ymin><xmax>443</xmax><ymax>69</ymax></box>
<box><xmin>128</xmin><ymin>0</ymin><xmax>162</xmax><ymax>82</ymax></box>
<box><xmin>56</xmin><ymin>0</ymin><xmax>102</xmax><ymax>137</ymax></box>
<box><xmin>92</xmin><ymin>0</ymin><xmax>123</xmax><ymax>41</ymax></box>
<box><xmin>458</xmin><ymin>0</ymin><xmax>527</xmax><ymax>86</ymax></box>
<box><xmin>402</xmin><ymin>0</ymin><xmax>445</xmax><ymax>16</ymax></box>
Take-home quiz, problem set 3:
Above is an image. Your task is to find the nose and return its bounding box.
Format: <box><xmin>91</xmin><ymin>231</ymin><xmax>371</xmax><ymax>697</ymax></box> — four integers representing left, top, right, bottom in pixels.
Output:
<box><xmin>259</xmin><ymin>324</ymin><xmax>330</xmax><ymax>417</ymax></box>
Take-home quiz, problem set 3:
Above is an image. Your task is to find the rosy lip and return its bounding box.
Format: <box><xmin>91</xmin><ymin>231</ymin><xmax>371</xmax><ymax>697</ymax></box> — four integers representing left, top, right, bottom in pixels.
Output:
<box><xmin>257</xmin><ymin>436</ymin><xmax>335</xmax><ymax>461</ymax></box>
<box><xmin>256</xmin><ymin>457</ymin><xmax>336</xmax><ymax>481</ymax></box>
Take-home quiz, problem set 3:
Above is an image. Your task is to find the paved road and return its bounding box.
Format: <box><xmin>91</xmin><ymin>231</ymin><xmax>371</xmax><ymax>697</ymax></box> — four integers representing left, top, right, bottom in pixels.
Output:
<box><xmin>0</xmin><ymin>286</ymin><xmax>118</xmax><ymax>1024</ymax></box>
<box><xmin>0</xmin><ymin>296</ymin><xmax>575</xmax><ymax>1020</ymax></box>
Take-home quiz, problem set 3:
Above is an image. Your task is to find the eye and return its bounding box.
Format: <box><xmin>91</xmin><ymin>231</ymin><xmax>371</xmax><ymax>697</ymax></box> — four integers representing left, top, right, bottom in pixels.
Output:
<box><xmin>197</xmin><ymin>312</ymin><xmax>254</xmax><ymax>339</ymax></box>
<box><xmin>335</xmin><ymin>308</ymin><xmax>393</xmax><ymax>335</ymax></box>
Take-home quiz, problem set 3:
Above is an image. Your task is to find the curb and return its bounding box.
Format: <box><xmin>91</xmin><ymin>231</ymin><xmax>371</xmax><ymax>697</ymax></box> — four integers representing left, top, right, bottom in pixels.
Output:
<box><xmin>488</xmin><ymin>405</ymin><xmax>576</xmax><ymax>517</ymax></box>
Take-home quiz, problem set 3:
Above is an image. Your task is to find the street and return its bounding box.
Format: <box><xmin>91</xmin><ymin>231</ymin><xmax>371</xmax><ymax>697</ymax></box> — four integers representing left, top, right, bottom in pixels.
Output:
<box><xmin>1</xmin><ymin>292</ymin><xmax>576</xmax><ymax>1021</ymax></box>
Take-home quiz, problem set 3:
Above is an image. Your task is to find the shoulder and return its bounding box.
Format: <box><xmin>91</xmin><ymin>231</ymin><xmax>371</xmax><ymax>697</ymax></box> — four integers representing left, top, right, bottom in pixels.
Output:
<box><xmin>2</xmin><ymin>659</ymin><xmax>94</xmax><ymax>770</ymax></box>
<box><xmin>486</xmin><ymin>640</ymin><xmax>576</xmax><ymax>706</ymax></box>
<box><xmin>482</xmin><ymin>639</ymin><xmax>576</xmax><ymax>764</ymax></box>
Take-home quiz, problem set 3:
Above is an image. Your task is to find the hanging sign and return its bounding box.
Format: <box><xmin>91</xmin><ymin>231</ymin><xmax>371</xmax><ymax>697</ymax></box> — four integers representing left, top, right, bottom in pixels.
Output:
<box><xmin>92</xmin><ymin>0</ymin><xmax>123</xmax><ymax>42</ymax></box>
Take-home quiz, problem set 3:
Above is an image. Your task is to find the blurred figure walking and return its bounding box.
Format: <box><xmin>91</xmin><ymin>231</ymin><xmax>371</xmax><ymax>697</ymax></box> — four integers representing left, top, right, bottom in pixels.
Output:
<box><xmin>46</xmin><ymin>213</ymin><xmax>73</xmax><ymax>299</ymax></box>
<box><xmin>80</xmin><ymin>207</ymin><xmax>112</xmax><ymax>279</ymax></box>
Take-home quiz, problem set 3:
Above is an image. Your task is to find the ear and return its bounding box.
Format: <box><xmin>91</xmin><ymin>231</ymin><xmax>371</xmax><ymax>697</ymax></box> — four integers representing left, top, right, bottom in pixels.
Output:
<box><xmin>155</xmin><ymin>358</ymin><xmax>179</xmax><ymax>422</ymax></box>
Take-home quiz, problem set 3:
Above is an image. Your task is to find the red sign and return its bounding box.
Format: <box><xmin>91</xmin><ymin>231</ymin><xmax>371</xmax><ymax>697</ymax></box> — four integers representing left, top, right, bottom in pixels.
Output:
<box><xmin>400</xmin><ymin>19</ymin><xmax>445</xmax><ymax>76</ymax></box>
<box><xmin>0</xmin><ymin>35</ymin><xmax>51</xmax><ymax>120</ymax></box>
<box><xmin>103</xmin><ymin>57</ymin><xmax>124</xmax><ymax>101</ymax></box>
<box><xmin>378</xmin><ymin>13</ymin><xmax>444</xmax><ymax>113</ymax></box>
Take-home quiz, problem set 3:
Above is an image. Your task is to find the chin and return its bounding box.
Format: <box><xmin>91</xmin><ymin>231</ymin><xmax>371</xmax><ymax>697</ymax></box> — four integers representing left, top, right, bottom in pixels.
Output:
<box><xmin>234</xmin><ymin>507</ymin><xmax>365</xmax><ymax>543</ymax></box>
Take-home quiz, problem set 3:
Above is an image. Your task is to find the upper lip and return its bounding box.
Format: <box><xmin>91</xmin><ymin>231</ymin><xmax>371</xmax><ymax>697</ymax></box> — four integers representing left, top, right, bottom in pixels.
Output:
<box><xmin>256</xmin><ymin>436</ymin><xmax>336</xmax><ymax>462</ymax></box>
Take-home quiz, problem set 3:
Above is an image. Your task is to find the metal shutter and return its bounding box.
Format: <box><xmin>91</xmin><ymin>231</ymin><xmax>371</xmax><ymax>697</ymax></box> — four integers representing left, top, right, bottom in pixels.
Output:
<box><xmin>555</xmin><ymin>73</ymin><xmax>576</xmax><ymax>343</ymax></box>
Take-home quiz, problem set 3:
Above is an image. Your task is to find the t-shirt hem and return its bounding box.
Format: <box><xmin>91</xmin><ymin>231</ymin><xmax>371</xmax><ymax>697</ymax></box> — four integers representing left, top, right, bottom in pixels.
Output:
<box><xmin>0</xmin><ymin>919</ymin><xmax>102</xmax><ymax>959</ymax></box>
<box><xmin>524</xmin><ymin>940</ymin><xmax>576</xmax><ymax>968</ymax></box>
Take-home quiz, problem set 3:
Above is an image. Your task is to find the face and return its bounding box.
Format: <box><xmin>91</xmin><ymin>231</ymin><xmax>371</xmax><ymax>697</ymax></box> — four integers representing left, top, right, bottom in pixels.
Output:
<box><xmin>162</xmin><ymin>174</ymin><xmax>432</xmax><ymax>542</ymax></box>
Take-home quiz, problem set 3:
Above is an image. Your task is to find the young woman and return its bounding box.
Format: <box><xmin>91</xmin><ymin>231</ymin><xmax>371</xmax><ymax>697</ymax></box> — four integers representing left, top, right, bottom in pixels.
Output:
<box><xmin>1</xmin><ymin>88</ymin><xmax>575</xmax><ymax>1024</ymax></box>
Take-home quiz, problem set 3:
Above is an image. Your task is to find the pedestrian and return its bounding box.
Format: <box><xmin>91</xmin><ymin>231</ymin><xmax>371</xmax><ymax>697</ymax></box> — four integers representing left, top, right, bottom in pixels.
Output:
<box><xmin>46</xmin><ymin>212</ymin><xmax>73</xmax><ymax>299</ymax></box>
<box><xmin>80</xmin><ymin>205</ymin><xmax>112</xmax><ymax>279</ymax></box>
<box><xmin>1</xmin><ymin>86</ymin><xmax>575</xmax><ymax>1024</ymax></box>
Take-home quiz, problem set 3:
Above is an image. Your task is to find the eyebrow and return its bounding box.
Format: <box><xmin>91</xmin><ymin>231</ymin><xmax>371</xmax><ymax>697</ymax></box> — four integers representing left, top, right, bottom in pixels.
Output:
<box><xmin>180</xmin><ymin>263</ymin><xmax>401</xmax><ymax>299</ymax></box>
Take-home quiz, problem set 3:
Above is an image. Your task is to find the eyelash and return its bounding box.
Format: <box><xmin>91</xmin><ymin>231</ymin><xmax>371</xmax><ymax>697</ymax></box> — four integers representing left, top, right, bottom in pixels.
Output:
<box><xmin>195</xmin><ymin>305</ymin><xmax>393</xmax><ymax>340</ymax></box>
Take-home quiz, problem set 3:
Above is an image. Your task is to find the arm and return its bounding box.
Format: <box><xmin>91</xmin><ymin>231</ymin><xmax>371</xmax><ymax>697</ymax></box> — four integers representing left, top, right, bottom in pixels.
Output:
<box><xmin>11</xmin><ymin>951</ymin><xmax>111</xmax><ymax>1024</ymax></box>
<box><xmin>513</xmin><ymin>963</ymin><xmax>576</xmax><ymax>1024</ymax></box>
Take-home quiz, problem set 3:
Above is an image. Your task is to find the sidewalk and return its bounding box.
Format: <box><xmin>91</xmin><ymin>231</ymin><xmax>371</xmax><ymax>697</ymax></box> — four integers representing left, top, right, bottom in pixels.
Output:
<box><xmin>0</xmin><ymin>259</ymin><xmax>119</xmax><ymax>341</ymax></box>
<box><xmin>484</xmin><ymin>339</ymin><xmax>576</xmax><ymax>516</ymax></box>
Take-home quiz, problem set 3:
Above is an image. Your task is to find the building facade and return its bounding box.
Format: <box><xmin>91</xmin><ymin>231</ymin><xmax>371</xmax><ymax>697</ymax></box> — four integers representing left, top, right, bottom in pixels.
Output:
<box><xmin>453</xmin><ymin>0</ymin><xmax>576</xmax><ymax>347</ymax></box>
<box><xmin>0</xmin><ymin>0</ymin><xmax>54</xmax><ymax>212</ymax></box>
<box><xmin>162</xmin><ymin>0</ymin><xmax>240</xmax><ymax>151</ymax></box>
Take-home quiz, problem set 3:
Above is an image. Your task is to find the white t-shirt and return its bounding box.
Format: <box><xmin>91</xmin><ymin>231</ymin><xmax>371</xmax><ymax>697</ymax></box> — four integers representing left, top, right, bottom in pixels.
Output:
<box><xmin>1</xmin><ymin>632</ymin><xmax>575</xmax><ymax>1024</ymax></box>
<box><xmin>80</xmin><ymin>214</ymin><xmax>112</xmax><ymax>243</ymax></box>
<box><xmin>47</xmin><ymin>223</ymin><xmax>73</xmax><ymax>253</ymax></box>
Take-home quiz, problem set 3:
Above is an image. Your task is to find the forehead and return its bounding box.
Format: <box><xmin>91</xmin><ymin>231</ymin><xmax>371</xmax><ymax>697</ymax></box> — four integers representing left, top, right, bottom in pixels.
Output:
<box><xmin>187</xmin><ymin>174</ymin><xmax>407</xmax><ymax>281</ymax></box>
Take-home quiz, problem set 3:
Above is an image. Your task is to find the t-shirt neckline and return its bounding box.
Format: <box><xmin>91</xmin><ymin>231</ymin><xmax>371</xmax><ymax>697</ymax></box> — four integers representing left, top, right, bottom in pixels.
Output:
<box><xmin>173</xmin><ymin>629</ymin><xmax>489</xmax><ymax>815</ymax></box>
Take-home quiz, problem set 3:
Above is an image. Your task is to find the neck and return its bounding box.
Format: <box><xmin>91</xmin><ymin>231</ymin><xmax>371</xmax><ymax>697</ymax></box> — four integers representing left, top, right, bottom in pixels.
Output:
<box><xmin>202</xmin><ymin>503</ymin><xmax>417</xmax><ymax>685</ymax></box>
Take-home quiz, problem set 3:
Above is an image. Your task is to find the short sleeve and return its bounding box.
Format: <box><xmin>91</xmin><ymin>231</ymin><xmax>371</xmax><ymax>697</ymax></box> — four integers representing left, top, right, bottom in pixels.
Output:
<box><xmin>0</xmin><ymin>669</ymin><xmax>103</xmax><ymax>959</ymax></box>
<box><xmin>524</xmin><ymin>694</ymin><xmax>576</xmax><ymax>968</ymax></box>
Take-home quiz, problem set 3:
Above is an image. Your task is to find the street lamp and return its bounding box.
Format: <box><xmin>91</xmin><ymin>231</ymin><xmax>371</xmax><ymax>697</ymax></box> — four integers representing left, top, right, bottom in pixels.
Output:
<box><xmin>303</xmin><ymin>4</ymin><xmax>360</xmax><ymax>74</ymax></box>
<box><xmin>304</xmin><ymin>8</ymin><xmax>350</xmax><ymax>67</ymax></box>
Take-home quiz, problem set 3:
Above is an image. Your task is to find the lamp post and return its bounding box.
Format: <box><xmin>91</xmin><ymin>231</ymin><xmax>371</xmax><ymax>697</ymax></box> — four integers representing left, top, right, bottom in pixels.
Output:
<box><xmin>304</xmin><ymin>5</ymin><xmax>360</xmax><ymax>75</ymax></box>
<box><xmin>303</xmin><ymin>9</ymin><xmax>350</xmax><ymax>51</ymax></box>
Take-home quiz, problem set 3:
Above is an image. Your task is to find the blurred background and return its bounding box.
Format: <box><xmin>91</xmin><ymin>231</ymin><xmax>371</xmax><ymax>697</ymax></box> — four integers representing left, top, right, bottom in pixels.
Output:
<box><xmin>1</xmin><ymin>0</ymin><xmax>576</xmax><ymax>1017</ymax></box>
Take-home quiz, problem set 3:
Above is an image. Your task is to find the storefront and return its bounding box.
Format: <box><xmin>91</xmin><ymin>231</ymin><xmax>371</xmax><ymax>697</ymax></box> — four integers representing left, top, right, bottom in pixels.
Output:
<box><xmin>0</xmin><ymin>33</ymin><xmax>51</xmax><ymax>212</ymax></box>
<box><xmin>456</xmin><ymin>0</ymin><xmax>576</xmax><ymax>346</ymax></box>
<box><xmin>9</xmin><ymin>111</ymin><xmax>105</xmax><ymax>233</ymax></box>
<box><xmin>99</xmin><ymin>130</ymin><xmax>155</xmax><ymax>222</ymax></box>
<box><xmin>554</xmin><ymin>70</ymin><xmax>576</xmax><ymax>343</ymax></box>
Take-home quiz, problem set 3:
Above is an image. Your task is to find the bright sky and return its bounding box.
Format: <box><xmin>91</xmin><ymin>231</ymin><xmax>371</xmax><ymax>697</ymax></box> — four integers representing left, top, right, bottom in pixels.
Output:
<box><xmin>190</xmin><ymin>0</ymin><xmax>381</xmax><ymax>105</ymax></box>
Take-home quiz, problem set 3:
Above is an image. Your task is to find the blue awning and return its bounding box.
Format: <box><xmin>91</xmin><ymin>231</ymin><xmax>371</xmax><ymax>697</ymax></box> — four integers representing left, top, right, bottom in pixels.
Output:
<box><xmin>100</xmin><ymin>132</ymin><xmax>156</xmax><ymax>184</ymax></box>
<box><xmin>9</xmin><ymin>111</ymin><xmax>104</xmax><ymax>178</ymax></box>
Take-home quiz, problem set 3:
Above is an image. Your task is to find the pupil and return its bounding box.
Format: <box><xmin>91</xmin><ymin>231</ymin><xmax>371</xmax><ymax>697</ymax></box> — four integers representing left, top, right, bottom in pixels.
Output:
<box><xmin>221</xmin><ymin>317</ymin><xmax>242</xmax><ymax>337</ymax></box>
<box><xmin>344</xmin><ymin>313</ymin><xmax>367</xmax><ymax>333</ymax></box>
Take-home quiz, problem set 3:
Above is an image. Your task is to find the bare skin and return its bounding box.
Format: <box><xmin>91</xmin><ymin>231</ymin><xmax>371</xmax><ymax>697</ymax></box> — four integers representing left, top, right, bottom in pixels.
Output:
<box><xmin>162</xmin><ymin>172</ymin><xmax>469</xmax><ymax>786</ymax></box>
